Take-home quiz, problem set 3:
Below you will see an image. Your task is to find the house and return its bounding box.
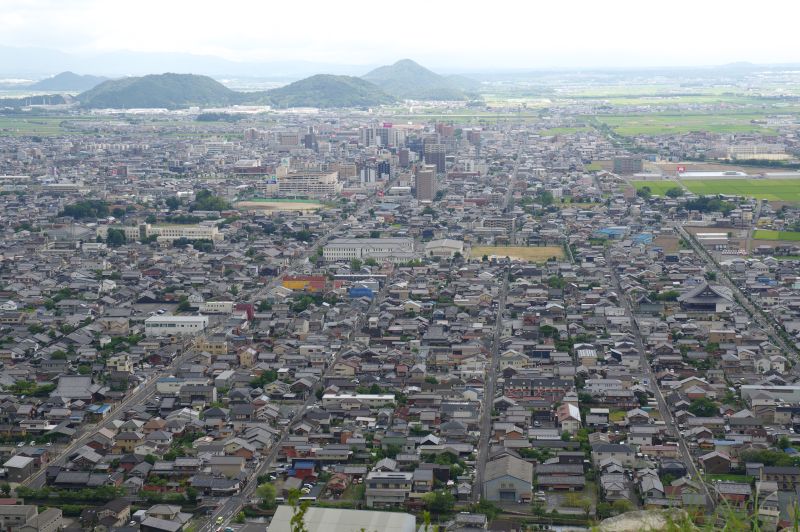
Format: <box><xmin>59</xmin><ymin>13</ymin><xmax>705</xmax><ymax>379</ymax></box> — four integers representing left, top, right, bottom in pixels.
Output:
<box><xmin>591</xmin><ymin>443</ymin><xmax>635</xmax><ymax>467</ymax></box>
<box><xmin>3</xmin><ymin>455</ymin><xmax>35</xmax><ymax>482</ymax></box>
<box><xmin>365</xmin><ymin>471</ymin><xmax>413</xmax><ymax>508</ymax></box>
<box><xmin>482</xmin><ymin>455</ymin><xmax>533</xmax><ymax>502</ymax></box>
<box><xmin>698</xmin><ymin>451</ymin><xmax>732</xmax><ymax>474</ymax></box>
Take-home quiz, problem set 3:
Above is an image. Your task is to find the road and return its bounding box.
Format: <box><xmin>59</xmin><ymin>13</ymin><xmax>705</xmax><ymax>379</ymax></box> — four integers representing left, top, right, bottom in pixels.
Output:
<box><xmin>472</xmin><ymin>268</ymin><xmax>510</xmax><ymax>502</ymax></box>
<box><xmin>21</xmin><ymin>336</ymin><xmax>199</xmax><ymax>488</ymax></box>
<box><xmin>676</xmin><ymin>224</ymin><xmax>798</xmax><ymax>361</ymax></box>
<box><xmin>606</xmin><ymin>250</ymin><xmax>716</xmax><ymax>512</ymax></box>
<box><xmin>199</xmin><ymin>185</ymin><xmax>394</xmax><ymax>531</ymax></box>
<box><xmin>200</xmin><ymin>274</ymin><xmax>391</xmax><ymax>531</ymax></box>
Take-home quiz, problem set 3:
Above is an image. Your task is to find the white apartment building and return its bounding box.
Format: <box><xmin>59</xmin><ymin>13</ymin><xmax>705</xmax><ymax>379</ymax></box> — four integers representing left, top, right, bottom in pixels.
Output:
<box><xmin>323</xmin><ymin>238</ymin><xmax>415</xmax><ymax>263</ymax></box>
<box><xmin>144</xmin><ymin>315</ymin><xmax>209</xmax><ymax>337</ymax></box>
<box><xmin>259</xmin><ymin>171</ymin><xmax>342</xmax><ymax>198</ymax></box>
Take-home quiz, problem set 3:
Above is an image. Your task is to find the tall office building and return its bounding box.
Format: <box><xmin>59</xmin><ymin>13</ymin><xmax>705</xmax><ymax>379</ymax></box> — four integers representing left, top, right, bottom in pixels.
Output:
<box><xmin>415</xmin><ymin>164</ymin><xmax>437</xmax><ymax>201</ymax></box>
<box><xmin>424</xmin><ymin>143</ymin><xmax>446</xmax><ymax>173</ymax></box>
<box><xmin>398</xmin><ymin>148</ymin><xmax>410</xmax><ymax>168</ymax></box>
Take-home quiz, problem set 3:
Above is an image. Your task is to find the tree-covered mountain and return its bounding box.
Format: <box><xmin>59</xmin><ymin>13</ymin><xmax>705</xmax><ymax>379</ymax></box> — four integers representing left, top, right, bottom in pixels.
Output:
<box><xmin>362</xmin><ymin>59</ymin><xmax>469</xmax><ymax>100</ymax></box>
<box><xmin>74</xmin><ymin>72</ymin><xmax>394</xmax><ymax>109</ymax></box>
<box><xmin>265</xmin><ymin>75</ymin><xmax>395</xmax><ymax>108</ymax></box>
<box><xmin>29</xmin><ymin>71</ymin><xmax>108</xmax><ymax>91</ymax></box>
<box><xmin>77</xmin><ymin>73</ymin><xmax>244</xmax><ymax>109</ymax></box>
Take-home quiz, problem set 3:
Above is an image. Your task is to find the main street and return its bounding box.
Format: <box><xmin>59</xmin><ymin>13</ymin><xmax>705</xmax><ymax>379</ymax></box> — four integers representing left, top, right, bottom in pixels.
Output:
<box><xmin>199</xmin><ymin>184</ymin><xmax>393</xmax><ymax>531</ymax></box>
<box><xmin>676</xmin><ymin>224</ymin><xmax>798</xmax><ymax>361</ymax></box>
<box><xmin>606</xmin><ymin>250</ymin><xmax>716</xmax><ymax>512</ymax></box>
<box><xmin>472</xmin><ymin>269</ymin><xmax>510</xmax><ymax>502</ymax></box>
<box><xmin>21</xmin><ymin>335</ymin><xmax>201</xmax><ymax>488</ymax></box>
<box><xmin>200</xmin><ymin>266</ymin><xmax>393</xmax><ymax>531</ymax></box>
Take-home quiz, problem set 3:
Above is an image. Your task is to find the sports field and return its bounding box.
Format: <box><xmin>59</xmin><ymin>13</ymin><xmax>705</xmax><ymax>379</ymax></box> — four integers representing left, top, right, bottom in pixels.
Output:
<box><xmin>471</xmin><ymin>246</ymin><xmax>564</xmax><ymax>262</ymax></box>
<box><xmin>681</xmin><ymin>179</ymin><xmax>800</xmax><ymax>203</ymax></box>
<box><xmin>753</xmin><ymin>230</ymin><xmax>800</xmax><ymax>241</ymax></box>
<box><xmin>632</xmin><ymin>180</ymin><xmax>682</xmax><ymax>196</ymax></box>
<box><xmin>236</xmin><ymin>199</ymin><xmax>324</xmax><ymax>211</ymax></box>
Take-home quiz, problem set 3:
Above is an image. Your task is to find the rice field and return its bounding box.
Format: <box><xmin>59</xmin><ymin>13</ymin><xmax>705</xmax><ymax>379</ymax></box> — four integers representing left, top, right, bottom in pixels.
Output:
<box><xmin>681</xmin><ymin>179</ymin><xmax>800</xmax><ymax>203</ymax></box>
<box><xmin>753</xmin><ymin>230</ymin><xmax>800</xmax><ymax>241</ymax></box>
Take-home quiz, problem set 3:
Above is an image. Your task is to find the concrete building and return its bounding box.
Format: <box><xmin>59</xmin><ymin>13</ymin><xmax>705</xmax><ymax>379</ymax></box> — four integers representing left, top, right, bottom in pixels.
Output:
<box><xmin>97</xmin><ymin>223</ymin><xmax>222</xmax><ymax>243</ymax></box>
<box><xmin>260</xmin><ymin>171</ymin><xmax>342</xmax><ymax>198</ymax></box>
<box><xmin>323</xmin><ymin>238</ymin><xmax>415</xmax><ymax>263</ymax></box>
<box><xmin>423</xmin><ymin>143</ymin><xmax>446</xmax><ymax>173</ymax></box>
<box><xmin>414</xmin><ymin>165</ymin><xmax>437</xmax><ymax>201</ymax></box>
<box><xmin>613</xmin><ymin>156</ymin><xmax>644</xmax><ymax>174</ymax></box>
<box><xmin>144</xmin><ymin>315</ymin><xmax>209</xmax><ymax>337</ymax></box>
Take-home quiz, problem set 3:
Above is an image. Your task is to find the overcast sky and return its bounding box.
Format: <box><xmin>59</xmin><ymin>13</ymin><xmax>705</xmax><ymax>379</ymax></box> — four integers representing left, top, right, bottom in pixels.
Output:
<box><xmin>2</xmin><ymin>0</ymin><xmax>799</xmax><ymax>70</ymax></box>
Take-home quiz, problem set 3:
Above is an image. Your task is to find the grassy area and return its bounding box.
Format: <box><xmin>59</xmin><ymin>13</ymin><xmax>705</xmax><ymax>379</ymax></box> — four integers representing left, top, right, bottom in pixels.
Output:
<box><xmin>682</xmin><ymin>178</ymin><xmax>800</xmax><ymax>203</ymax></box>
<box><xmin>632</xmin><ymin>180</ymin><xmax>682</xmax><ymax>196</ymax></box>
<box><xmin>470</xmin><ymin>246</ymin><xmax>564</xmax><ymax>263</ymax></box>
<box><xmin>585</xmin><ymin>162</ymin><xmax>605</xmax><ymax>171</ymax></box>
<box><xmin>753</xmin><ymin>229</ymin><xmax>800</xmax><ymax>241</ymax></box>
<box><xmin>592</xmin><ymin>112</ymin><xmax>779</xmax><ymax>136</ymax></box>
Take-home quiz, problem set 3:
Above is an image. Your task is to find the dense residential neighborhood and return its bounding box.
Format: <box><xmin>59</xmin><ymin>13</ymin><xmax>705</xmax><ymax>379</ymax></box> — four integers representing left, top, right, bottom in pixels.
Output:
<box><xmin>1</xmin><ymin>66</ymin><xmax>800</xmax><ymax>532</ymax></box>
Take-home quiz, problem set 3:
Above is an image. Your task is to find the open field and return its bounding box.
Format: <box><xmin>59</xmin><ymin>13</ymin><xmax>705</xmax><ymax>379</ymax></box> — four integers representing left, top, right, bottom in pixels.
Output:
<box><xmin>631</xmin><ymin>180</ymin><xmax>681</xmax><ymax>196</ymax></box>
<box><xmin>470</xmin><ymin>245</ymin><xmax>563</xmax><ymax>262</ymax></box>
<box><xmin>753</xmin><ymin>230</ymin><xmax>800</xmax><ymax>241</ymax></box>
<box><xmin>0</xmin><ymin>117</ymin><xmax>70</xmax><ymax>136</ymax></box>
<box><xmin>537</xmin><ymin>127</ymin><xmax>591</xmax><ymax>136</ymax></box>
<box><xmin>236</xmin><ymin>199</ymin><xmax>324</xmax><ymax>211</ymax></box>
<box><xmin>592</xmin><ymin>112</ymin><xmax>779</xmax><ymax>136</ymax></box>
<box><xmin>681</xmin><ymin>178</ymin><xmax>800</xmax><ymax>203</ymax></box>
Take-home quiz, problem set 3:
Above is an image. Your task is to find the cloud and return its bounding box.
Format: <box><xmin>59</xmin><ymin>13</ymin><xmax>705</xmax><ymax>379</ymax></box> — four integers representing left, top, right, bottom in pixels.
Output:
<box><xmin>0</xmin><ymin>0</ymin><xmax>798</xmax><ymax>69</ymax></box>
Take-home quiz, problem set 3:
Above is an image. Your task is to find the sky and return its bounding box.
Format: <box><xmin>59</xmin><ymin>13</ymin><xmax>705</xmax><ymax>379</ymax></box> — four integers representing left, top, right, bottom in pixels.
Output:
<box><xmin>1</xmin><ymin>0</ymin><xmax>799</xmax><ymax>70</ymax></box>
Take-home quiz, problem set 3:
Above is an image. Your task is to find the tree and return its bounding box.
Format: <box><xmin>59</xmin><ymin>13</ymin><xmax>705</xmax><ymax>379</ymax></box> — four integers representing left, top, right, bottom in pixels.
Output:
<box><xmin>287</xmin><ymin>488</ymin><xmax>309</xmax><ymax>532</ymax></box>
<box><xmin>422</xmin><ymin>490</ymin><xmax>455</xmax><ymax>513</ymax></box>
<box><xmin>665</xmin><ymin>187</ymin><xmax>684</xmax><ymax>198</ymax></box>
<box><xmin>106</xmin><ymin>228</ymin><xmax>126</xmax><ymax>247</ymax></box>
<box><xmin>688</xmin><ymin>397</ymin><xmax>717</xmax><ymax>418</ymax></box>
<box><xmin>234</xmin><ymin>511</ymin><xmax>245</xmax><ymax>523</ymax></box>
<box><xmin>612</xmin><ymin>499</ymin><xmax>633</xmax><ymax>514</ymax></box>
<box><xmin>165</xmin><ymin>196</ymin><xmax>181</xmax><ymax>211</ymax></box>
<box><xmin>257</xmin><ymin>482</ymin><xmax>277</xmax><ymax>509</ymax></box>
<box><xmin>777</xmin><ymin>436</ymin><xmax>791</xmax><ymax>450</ymax></box>
<box><xmin>350</xmin><ymin>258</ymin><xmax>363</xmax><ymax>272</ymax></box>
<box><xmin>637</xmin><ymin>186</ymin><xmax>652</xmax><ymax>200</ymax></box>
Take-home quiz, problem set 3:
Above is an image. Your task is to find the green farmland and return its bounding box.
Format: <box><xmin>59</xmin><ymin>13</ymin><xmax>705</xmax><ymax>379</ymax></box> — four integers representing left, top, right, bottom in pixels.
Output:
<box><xmin>681</xmin><ymin>179</ymin><xmax>800</xmax><ymax>203</ymax></box>
<box><xmin>593</xmin><ymin>112</ymin><xmax>779</xmax><ymax>136</ymax></box>
<box><xmin>753</xmin><ymin>230</ymin><xmax>800</xmax><ymax>241</ymax></box>
<box><xmin>632</xmin><ymin>180</ymin><xmax>682</xmax><ymax>196</ymax></box>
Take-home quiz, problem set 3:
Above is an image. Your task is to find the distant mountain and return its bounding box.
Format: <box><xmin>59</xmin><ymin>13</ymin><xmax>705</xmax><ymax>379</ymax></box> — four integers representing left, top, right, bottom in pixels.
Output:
<box><xmin>265</xmin><ymin>74</ymin><xmax>395</xmax><ymax>108</ymax></box>
<box><xmin>78</xmin><ymin>73</ymin><xmax>243</xmax><ymax>109</ymax></box>
<box><xmin>0</xmin><ymin>45</ymin><xmax>373</xmax><ymax>79</ymax></box>
<box><xmin>363</xmin><ymin>59</ymin><xmax>468</xmax><ymax>100</ymax></box>
<box><xmin>29</xmin><ymin>71</ymin><xmax>108</xmax><ymax>91</ymax></box>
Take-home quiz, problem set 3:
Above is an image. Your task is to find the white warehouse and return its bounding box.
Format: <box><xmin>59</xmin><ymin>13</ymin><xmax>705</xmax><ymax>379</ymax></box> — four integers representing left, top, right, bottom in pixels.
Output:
<box><xmin>144</xmin><ymin>315</ymin><xmax>209</xmax><ymax>337</ymax></box>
